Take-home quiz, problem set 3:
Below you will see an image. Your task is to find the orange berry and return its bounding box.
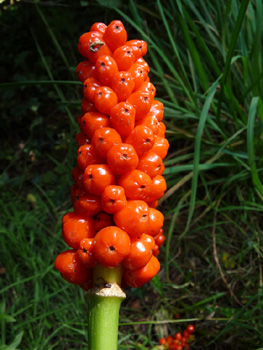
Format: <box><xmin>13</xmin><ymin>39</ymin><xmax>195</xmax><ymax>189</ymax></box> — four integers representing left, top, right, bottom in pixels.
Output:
<box><xmin>128</xmin><ymin>90</ymin><xmax>152</xmax><ymax>120</ymax></box>
<box><xmin>119</xmin><ymin>170</ymin><xmax>152</xmax><ymax>200</ymax></box>
<box><xmin>137</xmin><ymin>151</ymin><xmax>163</xmax><ymax>178</ymax></box>
<box><xmin>78</xmin><ymin>31</ymin><xmax>112</xmax><ymax>63</ymax></box>
<box><xmin>167</xmin><ymin>335</ymin><xmax>174</xmax><ymax>344</ymax></box>
<box><xmin>144</xmin><ymin>175</ymin><xmax>167</xmax><ymax>202</ymax></box>
<box><xmin>71</xmin><ymin>186</ymin><xmax>102</xmax><ymax>216</ymax></box>
<box><xmin>123</xmin><ymin>255</ymin><xmax>160</xmax><ymax>288</ymax></box>
<box><xmin>136</xmin><ymin>82</ymin><xmax>156</xmax><ymax>99</ymax></box>
<box><xmin>55</xmin><ymin>250</ymin><xmax>91</xmax><ymax>285</ymax></box>
<box><xmin>107</xmin><ymin>143</ymin><xmax>139</xmax><ymax>175</ymax></box>
<box><xmin>126</xmin><ymin>39</ymin><xmax>147</xmax><ymax>59</ymax></box>
<box><xmin>111</xmin><ymin>71</ymin><xmax>135</xmax><ymax>101</ymax></box>
<box><xmin>76</xmin><ymin>61</ymin><xmax>96</xmax><ymax>83</ymax></box>
<box><xmin>136</xmin><ymin>114</ymin><xmax>159</xmax><ymax>135</ymax></box>
<box><xmin>90</xmin><ymin>22</ymin><xmax>107</xmax><ymax>34</ymax></box>
<box><xmin>136</xmin><ymin>58</ymin><xmax>150</xmax><ymax>74</ymax></box>
<box><xmin>101</xmin><ymin>185</ymin><xmax>127</xmax><ymax>214</ymax></box>
<box><xmin>113</xmin><ymin>200</ymin><xmax>149</xmax><ymax>237</ymax></box>
<box><xmin>154</xmin><ymin>229</ymin><xmax>166</xmax><ymax>247</ymax></box>
<box><xmin>62</xmin><ymin>212</ymin><xmax>95</xmax><ymax>249</ymax></box>
<box><xmin>83</xmin><ymin>77</ymin><xmax>102</xmax><ymax>103</ymax></box>
<box><xmin>157</xmin><ymin>121</ymin><xmax>166</xmax><ymax>137</ymax></box>
<box><xmin>151</xmin><ymin>136</ymin><xmax>169</xmax><ymax>159</ymax></box>
<box><xmin>110</xmin><ymin>102</ymin><xmax>136</xmax><ymax>138</ymax></box>
<box><xmin>83</xmin><ymin>164</ymin><xmax>116</xmax><ymax>195</ymax></box>
<box><xmin>123</xmin><ymin>234</ymin><xmax>155</xmax><ymax>271</ymax></box>
<box><xmin>150</xmin><ymin>100</ymin><xmax>164</xmax><ymax>121</ymax></box>
<box><xmin>146</xmin><ymin>208</ymin><xmax>164</xmax><ymax>237</ymax></box>
<box><xmin>95</xmin><ymin>55</ymin><xmax>119</xmax><ymax>86</ymax></box>
<box><xmin>152</xmin><ymin>244</ymin><xmax>160</xmax><ymax>256</ymax></box>
<box><xmin>94</xmin><ymin>86</ymin><xmax>118</xmax><ymax>115</ymax></box>
<box><xmin>77</xmin><ymin>144</ymin><xmax>102</xmax><ymax>171</ymax></box>
<box><xmin>94</xmin><ymin>212</ymin><xmax>114</xmax><ymax>232</ymax></box>
<box><xmin>81</xmin><ymin>112</ymin><xmax>111</xmax><ymax>139</ymax></box>
<box><xmin>93</xmin><ymin>226</ymin><xmax>131</xmax><ymax>268</ymax></box>
<box><xmin>113</xmin><ymin>44</ymin><xmax>136</xmax><ymax>71</ymax></box>
<box><xmin>77</xmin><ymin>238</ymin><xmax>97</xmax><ymax>268</ymax></box>
<box><xmin>103</xmin><ymin>20</ymin><xmax>127</xmax><ymax>52</ymax></box>
<box><xmin>159</xmin><ymin>338</ymin><xmax>167</xmax><ymax>345</ymax></box>
<box><xmin>92</xmin><ymin>127</ymin><xmax>122</xmax><ymax>159</ymax></box>
<box><xmin>125</xmin><ymin>125</ymin><xmax>155</xmax><ymax>157</ymax></box>
<box><xmin>127</xmin><ymin>66</ymin><xmax>148</xmax><ymax>96</ymax></box>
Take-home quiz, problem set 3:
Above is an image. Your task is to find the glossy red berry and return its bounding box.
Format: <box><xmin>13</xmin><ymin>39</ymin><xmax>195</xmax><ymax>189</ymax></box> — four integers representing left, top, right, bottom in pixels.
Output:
<box><xmin>113</xmin><ymin>44</ymin><xmax>136</xmax><ymax>71</ymax></box>
<box><xmin>78</xmin><ymin>31</ymin><xmax>112</xmax><ymax>63</ymax></box>
<box><xmin>111</xmin><ymin>71</ymin><xmax>135</xmax><ymax>101</ymax></box>
<box><xmin>92</xmin><ymin>127</ymin><xmax>122</xmax><ymax>159</ymax></box>
<box><xmin>101</xmin><ymin>185</ymin><xmax>127</xmax><ymax>214</ymax></box>
<box><xmin>123</xmin><ymin>255</ymin><xmax>160</xmax><ymax>288</ymax></box>
<box><xmin>76</xmin><ymin>61</ymin><xmax>96</xmax><ymax>82</ymax></box>
<box><xmin>55</xmin><ymin>250</ymin><xmax>92</xmax><ymax>285</ymax></box>
<box><xmin>110</xmin><ymin>102</ymin><xmax>136</xmax><ymax>138</ymax></box>
<box><xmin>107</xmin><ymin>143</ymin><xmax>139</xmax><ymax>175</ymax></box>
<box><xmin>123</xmin><ymin>234</ymin><xmax>154</xmax><ymax>271</ymax></box>
<box><xmin>90</xmin><ymin>22</ymin><xmax>107</xmax><ymax>34</ymax></box>
<box><xmin>103</xmin><ymin>20</ymin><xmax>127</xmax><ymax>52</ymax></box>
<box><xmin>125</xmin><ymin>126</ymin><xmax>155</xmax><ymax>157</ymax></box>
<box><xmin>95</xmin><ymin>55</ymin><xmax>119</xmax><ymax>86</ymax></box>
<box><xmin>126</xmin><ymin>40</ymin><xmax>147</xmax><ymax>59</ymax></box>
<box><xmin>93</xmin><ymin>226</ymin><xmax>131</xmax><ymax>268</ymax></box>
<box><xmin>81</xmin><ymin>112</ymin><xmax>111</xmax><ymax>139</ymax></box>
<box><xmin>113</xmin><ymin>200</ymin><xmax>149</xmax><ymax>237</ymax></box>
<box><xmin>83</xmin><ymin>164</ymin><xmax>116</xmax><ymax>196</ymax></box>
<box><xmin>94</xmin><ymin>86</ymin><xmax>118</xmax><ymax>115</ymax></box>
<box><xmin>94</xmin><ymin>212</ymin><xmax>114</xmax><ymax>232</ymax></box>
<box><xmin>186</xmin><ymin>324</ymin><xmax>195</xmax><ymax>333</ymax></box>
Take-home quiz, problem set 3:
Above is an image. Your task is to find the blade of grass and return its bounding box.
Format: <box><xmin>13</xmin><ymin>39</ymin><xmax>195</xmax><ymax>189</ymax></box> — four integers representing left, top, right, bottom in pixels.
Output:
<box><xmin>31</xmin><ymin>30</ymin><xmax>75</xmax><ymax>126</ymax></box>
<box><xmin>184</xmin><ymin>78</ymin><xmax>219</xmax><ymax>233</ymax></box>
<box><xmin>148</xmin><ymin>46</ymin><xmax>178</xmax><ymax>104</ymax></box>
<box><xmin>182</xmin><ymin>4</ymin><xmax>221</xmax><ymax>76</ymax></box>
<box><xmin>156</xmin><ymin>0</ymin><xmax>197</xmax><ymax>98</ymax></box>
<box><xmin>247</xmin><ymin>97</ymin><xmax>263</xmax><ymax>199</ymax></box>
<box><xmin>251</xmin><ymin>0</ymin><xmax>263</xmax><ymax>96</ymax></box>
<box><xmin>216</xmin><ymin>0</ymin><xmax>250</xmax><ymax>123</ymax></box>
<box><xmin>208</xmin><ymin>292</ymin><xmax>263</xmax><ymax>345</ymax></box>
<box><xmin>164</xmin><ymin>162</ymin><xmax>232</xmax><ymax>175</ymax></box>
<box><xmin>176</xmin><ymin>1</ymin><xmax>209</xmax><ymax>92</ymax></box>
<box><xmin>35</xmin><ymin>4</ymin><xmax>70</xmax><ymax>70</ymax></box>
<box><xmin>0</xmin><ymin>81</ymin><xmax>81</xmax><ymax>88</ymax></box>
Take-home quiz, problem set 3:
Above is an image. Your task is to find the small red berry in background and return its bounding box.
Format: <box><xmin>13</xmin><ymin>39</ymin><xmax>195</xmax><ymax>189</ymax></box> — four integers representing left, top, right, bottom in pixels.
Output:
<box><xmin>186</xmin><ymin>325</ymin><xmax>195</xmax><ymax>334</ymax></box>
<box><xmin>55</xmin><ymin>19</ymin><xmax>170</xmax><ymax>291</ymax></box>
<box><xmin>157</xmin><ymin>324</ymin><xmax>195</xmax><ymax>350</ymax></box>
<box><xmin>159</xmin><ymin>337</ymin><xmax>167</xmax><ymax>345</ymax></box>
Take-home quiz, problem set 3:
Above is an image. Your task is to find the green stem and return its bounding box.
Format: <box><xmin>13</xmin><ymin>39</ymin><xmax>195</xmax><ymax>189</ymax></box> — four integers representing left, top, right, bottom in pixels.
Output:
<box><xmin>86</xmin><ymin>265</ymin><xmax>126</xmax><ymax>350</ymax></box>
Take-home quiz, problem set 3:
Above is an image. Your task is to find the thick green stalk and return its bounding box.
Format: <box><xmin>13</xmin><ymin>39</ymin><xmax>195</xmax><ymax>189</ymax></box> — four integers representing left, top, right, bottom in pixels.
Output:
<box><xmin>86</xmin><ymin>265</ymin><xmax>126</xmax><ymax>350</ymax></box>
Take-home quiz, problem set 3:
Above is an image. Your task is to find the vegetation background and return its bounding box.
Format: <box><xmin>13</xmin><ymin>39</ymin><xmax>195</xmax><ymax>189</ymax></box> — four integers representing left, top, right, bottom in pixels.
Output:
<box><xmin>0</xmin><ymin>0</ymin><xmax>263</xmax><ymax>349</ymax></box>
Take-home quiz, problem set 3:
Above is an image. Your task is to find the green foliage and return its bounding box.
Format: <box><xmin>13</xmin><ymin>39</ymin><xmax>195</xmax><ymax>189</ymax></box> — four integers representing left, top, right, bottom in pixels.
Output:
<box><xmin>0</xmin><ymin>0</ymin><xmax>263</xmax><ymax>349</ymax></box>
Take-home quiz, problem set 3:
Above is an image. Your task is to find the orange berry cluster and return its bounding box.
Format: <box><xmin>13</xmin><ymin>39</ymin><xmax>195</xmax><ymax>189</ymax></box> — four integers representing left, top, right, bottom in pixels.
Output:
<box><xmin>159</xmin><ymin>325</ymin><xmax>195</xmax><ymax>350</ymax></box>
<box><xmin>55</xmin><ymin>20</ymin><xmax>169</xmax><ymax>291</ymax></box>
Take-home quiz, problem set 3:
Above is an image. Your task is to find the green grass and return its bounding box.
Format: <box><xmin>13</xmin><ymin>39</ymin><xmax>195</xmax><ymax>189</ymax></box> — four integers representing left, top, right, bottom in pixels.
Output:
<box><xmin>0</xmin><ymin>0</ymin><xmax>263</xmax><ymax>349</ymax></box>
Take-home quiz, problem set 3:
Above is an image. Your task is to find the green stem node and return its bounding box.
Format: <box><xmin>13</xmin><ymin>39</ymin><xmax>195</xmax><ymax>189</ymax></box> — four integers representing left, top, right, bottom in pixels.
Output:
<box><xmin>86</xmin><ymin>265</ymin><xmax>126</xmax><ymax>350</ymax></box>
